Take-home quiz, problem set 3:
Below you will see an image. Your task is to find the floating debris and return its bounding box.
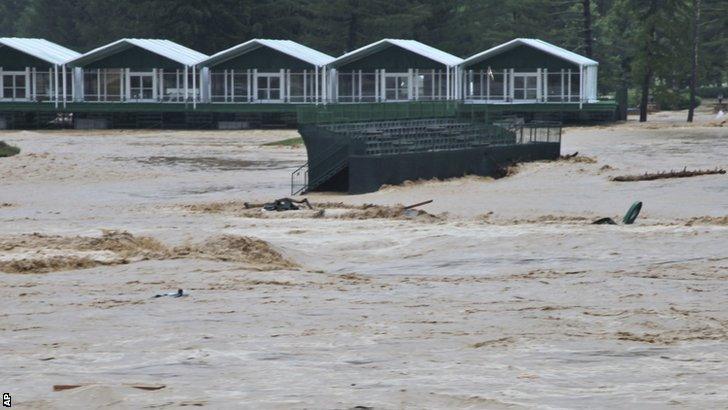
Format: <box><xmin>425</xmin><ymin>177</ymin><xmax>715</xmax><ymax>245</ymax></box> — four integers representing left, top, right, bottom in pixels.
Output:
<box><xmin>623</xmin><ymin>201</ymin><xmax>643</xmax><ymax>225</ymax></box>
<box><xmin>153</xmin><ymin>289</ymin><xmax>187</xmax><ymax>298</ymax></box>
<box><xmin>611</xmin><ymin>167</ymin><xmax>726</xmax><ymax>182</ymax></box>
<box><xmin>592</xmin><ymin>201</ymin><xmax>642</xmax><ymax>225</ymax></box>
<box><xmin>245</xmin><ymin>197</ymin><xmax>313</xmax><ymax>212</ymax></box>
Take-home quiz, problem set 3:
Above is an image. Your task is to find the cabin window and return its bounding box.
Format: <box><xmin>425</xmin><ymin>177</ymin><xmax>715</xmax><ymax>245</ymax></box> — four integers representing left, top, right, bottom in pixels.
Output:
<box><xmin>1</xmin><ymin>72</ymin><xmax>27</xmax><ymax>100</ymax></box>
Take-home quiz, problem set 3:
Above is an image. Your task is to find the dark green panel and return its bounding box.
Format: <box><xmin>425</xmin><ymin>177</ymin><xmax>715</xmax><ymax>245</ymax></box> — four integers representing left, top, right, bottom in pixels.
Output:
<box><xmin>337</xmin><ymin>45</ymin><xmax>447</xmax><ymax>71</ymax></box>
<box><xmin>82</xmin><ymin>46</ymin><xmax>184</xmax><ymax>70</ymax></box>
<box><xmin>210</xmin><ymin>46</ymin><xmax>315</xmax><ymax>70</ymax></box>
<box><xmin>465</xmin><ymin>45</ymin><xmax>579</xmax><ymax>70</ymax></box>
<box><xmin>0</xmin><ymin>46</ymin><xmax>54</xmax><ymax>70</ymax></box>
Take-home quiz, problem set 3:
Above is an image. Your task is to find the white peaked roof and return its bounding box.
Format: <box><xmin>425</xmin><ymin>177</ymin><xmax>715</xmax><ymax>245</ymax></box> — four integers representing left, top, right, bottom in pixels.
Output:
<box><xmin>331</xmin><ymin>39</ymin><xmax>463</xmax><ymax>68</ymax></box>
<box><xmin>199</xmin><ymin>39</ymin><xmax>334</xmax><ymax>67</ymax></box>
<box><xmin>69</xmin><ymin>38</ymin><xmax>208</xmax><ymax>67</ymax></box>
<box><xmin>463</xmin><ymin>38</ymin><xmax>598</xmax><ymax>67</ymax></box>
<box><xmin>0</xmin><ymin>37</ymin><xmax>80</xmax><ymax>65</ymax></box>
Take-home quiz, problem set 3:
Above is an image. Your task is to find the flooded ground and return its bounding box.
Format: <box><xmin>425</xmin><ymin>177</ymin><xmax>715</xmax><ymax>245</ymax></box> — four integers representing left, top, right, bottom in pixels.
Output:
<box><xmin>1</xmin><ymin>109</ymin><xmax>727</xmax><ymax>408</ymax></box>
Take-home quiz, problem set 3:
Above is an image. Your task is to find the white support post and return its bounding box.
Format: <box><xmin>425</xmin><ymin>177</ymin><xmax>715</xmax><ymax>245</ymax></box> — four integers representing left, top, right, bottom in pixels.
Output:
<box><xmin>479</xmin><ymin>70</ymin><xmax>483</xmax><ymax>100</ymax></box>
<box><xmin>223</xmin><ymin>70</ymin><xmax>228</xmax><ymax>102</ymax></box>
<box><xmin>579</xmin><ymin>65</ymin><xmax>584</xmax><ymax>108</ymax></box>
<box><xmin>31</xmin><ymin>68</ymin><xmax>37</xmax><ymax>101</ymax></box>
<box><xmin>543</xmin><ymin>68</ymin><xmax>548</xmax><ymax>102</ymax></box>
<box><xmin>322</xmin><ymin>67</ymin><xmax>327</xmax><ymax>104</ymax></box>
<box><xmin>96</xmin><ymin>69</ymin><xmax>101</xmax><ymax>102</ymax></box>
<box><xmin>254</xmin><ymin>69</ymin><xmax>259</xmax><ymax>102</ymax></box>
<box><xmin>502</xmin><ymin>69</ymin><xmax>507</xmax><ymax>102</ymax></box>
<box><xmin>61</xmin><ymin>64</ymin><xmax>67</xmax><ymax>108</ymax></box>
<box><xmin>374</xmin><ymin>69</ymin><xmax>379</xmax><ymax>102</ymax></box>
<box><xmin>358</xmin><ymin>70</ymin><xmax>362</xmax><ymax>102</ymax></box>
<box><xmin>314</xmin><ymin>66</ymin><xmax>319</xmax><ymax>104</ymax></box>
<box><xmin>414</xmin><ymin>69</ymin><xmax>419</xmax><ymax>100</ymax></box>
<box><xmin>231</xmin><ymin>70</ymin><xmax>236</xmax><ymax>102</ymax></box>
<box><xmin>561</xmin><ymin>69</ymin><xmax>565</xmax><ymax>102</ymax></box>
<box><xmin>432</xmin><ymin>69</ymin><xmax>436</xmax><ymax>100</ymax></box>
<box><xmin>486</xmin><ymin>70</ymin><xmax>490</xmax><ymax>102</ymax></box>
<box><xmin>380</xmin><ymin>69</ymin><xmax>386</xmax><ymax>101</ymax></box>
<box><xmin>54</xmin><ymin>65</ymin><xmax>59</xmax><ymax>108</ymax></box>
<box><xmin>286</xmin><ymin>69</ymin><xmax>291</xmax><ymax>102</ymax></box>
<box><xmin>567</xmin><ymin>69</ymin><xmax>572</xmax><ymax>102</ymax></box>
<box><xmin>351</xmin><ymin>70</ymin><xmax>355</xmax><ymax>102</ymax></box>
<box><xmin>446</xmin><ymin>67</ymin><xmax>450</xmax><ymax>100</ymax></box>
<box><xmin>536</xmin><ymin>68</ymin><xmax>541</xmax><ymax>102</ymax></box>
<box><xmin>303</xmin><ymin>69</ymin><xmax>307</xmax><ymax>102</ymax></box>
<box><xmin>158</xmin><ymin>69</ymin><xmax>164</xmax><ymax>102</ymax></box>
<box><xmin>175</xmin><ymin>69</ymin><xmax>180</xmax><ymax>102</ymax></box>
<box><xmin>408</xmin><ymin>68</ymin><xmax>414</xmax><ymax>100</ymax></box>
<box><xmin>192</xmin><ymin>66</ymin><xmax>197</xmax><ymax>109</ymax></box>
<box><xmin>509</xmin><ymin>69</ymin><xmax>515</xmax><ymax>101</ymax></box>
<box><xmin>183</xmin><ymin>66</ymin><xmax>188</xmax><ymax>104</ymax></box>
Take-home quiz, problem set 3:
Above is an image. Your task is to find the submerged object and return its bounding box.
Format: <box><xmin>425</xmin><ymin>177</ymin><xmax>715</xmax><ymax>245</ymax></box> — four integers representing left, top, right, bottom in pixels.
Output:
<box><xmin>262</xmin><ymin>198</ymin><xmax>313</xmax><ymax>212</ymax></box>
<box><xmin>622</xmin><ymin>201</ymin><xmax>643</xmax><ymax>225</ymax></box>
<box><xmin>153</xmin><ymin>289</ymin><xmax>187</xmax><ymax>298</ymax></box>
<box><xmin>592</xmin><ymin>217</ymin><xmax>617</xmax><ymax>225</ymax></box>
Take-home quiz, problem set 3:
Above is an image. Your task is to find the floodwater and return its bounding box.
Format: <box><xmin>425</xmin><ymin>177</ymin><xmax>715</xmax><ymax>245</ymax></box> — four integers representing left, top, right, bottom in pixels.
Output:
<box><xmin>1</xmin><ymin>110</ymin><xmax>727</xmax><ymax>408</ymax></box>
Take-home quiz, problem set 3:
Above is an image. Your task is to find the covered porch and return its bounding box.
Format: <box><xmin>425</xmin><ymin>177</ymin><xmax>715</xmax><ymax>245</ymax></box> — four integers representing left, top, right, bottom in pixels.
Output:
<box><xmin>68</xmin><ymin>39</ymin><xmax>208</xmax><ymax>104</ymax></box>
<box><xmin>0</xmin><ymin>38</ymin><xmax>79</xmax><ymax>106</ymax></box>
<box><xmin>328</xmin><ymin>39</ymin><xmax>463</xmax><ymax>103</ymax></box>
<box><xmin>199</xmin><ymin>39</ymin><xmax>333</xmax><ymax>104</ymax></box>
<box><xmin>461</xmin><ymin>39</ymin><xmax>598</xmax><ymax>104</ymax></box>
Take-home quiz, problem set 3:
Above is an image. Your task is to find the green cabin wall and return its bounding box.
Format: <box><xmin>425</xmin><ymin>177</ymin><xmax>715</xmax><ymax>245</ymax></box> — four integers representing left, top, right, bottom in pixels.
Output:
<box><xmin>208</xmin><ymin>46</ymin><xmax>315</xmax><ymax>70</ymax></box>
<box><xmin>0</xmin><ymin>46</ymin><xmax>55</xmax><ymax>70</ymax></box>
<box><xmin>78</xmin><ymin>46</ymin><xmax>184</xmax><ymax>70</ymax></box>
<box><xmin>336</xmin><ymin>45</ymin><xmax>449</xmax><ymax>71</ymax></box>
<box><xmin>465</xmin><ymin>45</ymin><xmax>579</xmax><ymax>70</ymax></box>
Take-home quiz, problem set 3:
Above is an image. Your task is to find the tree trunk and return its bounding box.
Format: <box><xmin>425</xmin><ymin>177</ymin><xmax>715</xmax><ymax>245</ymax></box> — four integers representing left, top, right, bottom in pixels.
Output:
<box><xmin>617</xmin><ymin>57</ymin><xmax>630</xmax><ymax>120</ymax></box>
<box><xmin>639</xmin><ymin>4</ymin><xmax>657</xmax><ymax>123</ymax></box>
<box><xmin>639</xmin><ymin>69</ymin><xmax>651</xmax><ymax>122</ymax></box>
<box><xmin>582</xmin><ymin>0</ymin><xmax>593</xmax><ymax>58</ymax></box>
<box><xmin>687</xmin><ymin>0</ymin><xmax>701</xmax><ymax>122</ymax></box>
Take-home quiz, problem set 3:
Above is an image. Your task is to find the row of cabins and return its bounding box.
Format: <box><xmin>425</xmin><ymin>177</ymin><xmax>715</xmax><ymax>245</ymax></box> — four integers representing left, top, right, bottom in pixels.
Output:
<box><xmin>0</xmin><ymin>37</ymin><xmax>598</xmax><ymax>107</ymax></box>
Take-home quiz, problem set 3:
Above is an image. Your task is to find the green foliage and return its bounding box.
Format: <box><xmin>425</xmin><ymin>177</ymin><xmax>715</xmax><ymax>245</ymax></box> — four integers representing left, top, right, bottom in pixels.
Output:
<box><xmin>2</xmin><ymin>0</ymin><xmax>726</xmax><ymax>109</ymax></box>
<box><xmin>0</xmin><ymin>141</ymin><xmax>21</xmax><ymax>158</ymax></box>
<box><xmin>653</xmin><ymin>87</ymin><xmax>701</xmax><ymax>110</ymax></box>
<box><xmin>697</xmin><ymin>86</ymin><xmax>728</xmax><ymax>98</ymax></box>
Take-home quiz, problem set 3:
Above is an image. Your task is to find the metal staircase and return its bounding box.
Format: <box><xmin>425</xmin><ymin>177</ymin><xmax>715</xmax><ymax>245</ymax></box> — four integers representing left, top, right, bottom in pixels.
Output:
<box><xmin>290</xmin><ymin>144</ymin><xmax>349</xmax><ymax>195</ymax></box>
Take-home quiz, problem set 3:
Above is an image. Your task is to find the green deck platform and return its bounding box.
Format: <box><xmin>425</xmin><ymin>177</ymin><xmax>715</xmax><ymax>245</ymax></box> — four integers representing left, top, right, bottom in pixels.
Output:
<box><xmin>0</xmin><ymin>101</ymin><xmax>618</xmax><ymax>129</ymax></box>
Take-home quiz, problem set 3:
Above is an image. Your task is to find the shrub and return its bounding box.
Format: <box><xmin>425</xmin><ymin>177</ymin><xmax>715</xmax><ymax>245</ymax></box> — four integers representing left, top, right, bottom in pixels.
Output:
<box><xmin>0</xmin><ymin>141</ymin><xmax>20</xmax><ymax>157</ymax></box>
<box><xmin>653</xmin><ymin>88</ymin><xmax>700</xmax><ymax>111</ymax></box>
<box><xmin>697</xmin><ymin>86</ymin><xmax>728</xmax><ymax>99</ymax></box>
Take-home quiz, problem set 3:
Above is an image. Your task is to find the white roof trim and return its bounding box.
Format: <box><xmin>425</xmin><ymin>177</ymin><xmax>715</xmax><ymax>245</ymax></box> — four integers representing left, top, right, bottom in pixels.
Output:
<box><xmin>199</xmin><ymin>39</ymin><xmax>334</xmax><ymax>67</ymax></box>
<box><xmin>330</xmin><ymin>39</ymin><xmax>463</xmax><ymax>68</ymax></box>
<box><xmin>462</xmin><ymin>38</ymin><xmax>598</xmax><ymax>67</ymax></box>
<box><xmin>68</xmin><ymin>38</ymin><xmax>208</xmax><ymax>67</ymax></box>
<box><xmin>0</xmin><ymin>37</ymin><xmax>80</xmax><ymax>65</ymax></box>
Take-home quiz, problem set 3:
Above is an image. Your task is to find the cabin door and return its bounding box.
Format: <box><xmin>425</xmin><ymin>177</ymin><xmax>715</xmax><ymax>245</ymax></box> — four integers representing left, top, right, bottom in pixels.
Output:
<box><xmin>128</xmin><ymin>72</ymin><xmax>156</xmax><ymax>102</ymax></box>
<box><xmin>255</xmin><ymin>72</ymin><xmax>283</xmax><ymax>103</ymax></box>
<box><xmin>383</xmin><ymin>73</ymin><xmax>410</xmax><ymax>102</ymax></box>
<box><xmin>512</xmin><ymin>73</ymin><xmax>539</xmax><ymax>102</ymax></box>
<box><xmin>0</xmin><ymin>71</ymin><xmax>29</xmax><ymax>101</ymax></box>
